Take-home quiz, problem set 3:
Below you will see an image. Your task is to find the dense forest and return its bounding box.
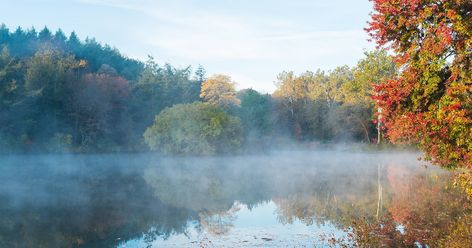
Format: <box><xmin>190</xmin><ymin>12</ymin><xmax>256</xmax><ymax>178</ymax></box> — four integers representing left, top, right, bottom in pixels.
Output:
<box><xmin>0</xmin><ymin>0</ymin><xmax>471</xmax><ymax>246</ymax></box>
<box><xmin>0</xmin><ymin>24</ymin><xmax>395</xmax><ymax>154</ymax></box>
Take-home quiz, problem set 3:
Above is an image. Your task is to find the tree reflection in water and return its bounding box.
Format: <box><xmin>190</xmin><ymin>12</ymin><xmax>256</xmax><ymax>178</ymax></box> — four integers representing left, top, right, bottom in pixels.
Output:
<box><xmin>0</xmin><ymin>151</ymin><xmax>470</xmax><ymax>247</ymax></box>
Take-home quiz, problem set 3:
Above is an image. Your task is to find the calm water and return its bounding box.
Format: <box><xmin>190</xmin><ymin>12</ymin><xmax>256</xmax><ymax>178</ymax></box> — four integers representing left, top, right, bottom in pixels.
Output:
<box><xmin>0</xmin><ymin>151</ymin><xmax>468</xmax><ymax>247</ymax></box>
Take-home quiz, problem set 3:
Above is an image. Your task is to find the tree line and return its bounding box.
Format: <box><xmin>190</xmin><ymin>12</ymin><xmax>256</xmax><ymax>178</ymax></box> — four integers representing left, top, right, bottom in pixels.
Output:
<box><xmin>0</xmin><ymin>24</ymin><xmax>203</xmax><ymax>152</ymax></box>
<box><xmin>0</xmin><ymin>24</ymin><xmax>396</xmax><ymax>154</ymax></box>
<box><xmin>143</xmin><ymin>50</ymin><xmax>397</xmax><ymax>155</ymax></box>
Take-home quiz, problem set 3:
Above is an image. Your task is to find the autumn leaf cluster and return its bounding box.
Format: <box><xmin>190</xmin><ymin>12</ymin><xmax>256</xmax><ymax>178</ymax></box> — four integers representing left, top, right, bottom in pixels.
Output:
<box><xmin>367</xmin><ymin>0</ymin><xmax>472</xmax><ymax>168</ymax></box>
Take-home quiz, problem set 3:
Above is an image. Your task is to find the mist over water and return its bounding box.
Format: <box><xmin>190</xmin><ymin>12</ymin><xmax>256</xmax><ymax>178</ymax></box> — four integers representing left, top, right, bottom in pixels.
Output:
<box><xmin>0</xmin><ymin>150</ymin><xmax>465</xmax><ymax>247</ymax></box>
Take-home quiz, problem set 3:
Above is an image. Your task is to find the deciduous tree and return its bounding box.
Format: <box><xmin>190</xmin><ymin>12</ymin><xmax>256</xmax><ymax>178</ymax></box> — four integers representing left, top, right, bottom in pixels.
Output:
<box><xmin>143</xmin><ymin>102</ymin><xmax>242</xmax><ymax>155</ymax></box>
<box><xmin>367</xmin><ymin>0</ymin><xmax>472</xmax><ymax>168</ymax></box>
<box><xmin>200</xmin><ymin>74</ymin><xmax>240</xmax><ymax>109</ymax></box>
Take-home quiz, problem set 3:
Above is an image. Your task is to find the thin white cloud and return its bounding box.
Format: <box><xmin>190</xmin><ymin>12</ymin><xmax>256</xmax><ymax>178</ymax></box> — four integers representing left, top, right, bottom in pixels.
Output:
<box><xmin>145</xmin><ymin>28</ymin><xmax>368</xmax><ymax>61</ymax></box>
<box><xmin>77</xmin><ymin>0</ymin><xmax>374</xmax><ymax>93</ymax></box>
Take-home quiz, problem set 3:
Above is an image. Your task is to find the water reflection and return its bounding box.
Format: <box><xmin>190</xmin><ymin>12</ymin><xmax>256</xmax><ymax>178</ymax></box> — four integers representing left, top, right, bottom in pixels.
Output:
<box><xmin>0</xmin><ymin>151</ymin><xmax>469</xmax><ymax>247</ymax></box>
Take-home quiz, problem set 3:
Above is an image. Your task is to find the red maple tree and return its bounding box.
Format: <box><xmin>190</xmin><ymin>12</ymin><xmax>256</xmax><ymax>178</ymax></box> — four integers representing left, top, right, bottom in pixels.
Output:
<box><xmin>367</xmin><ymin>0</ymin><xmax>471</xmax><ymax>168</ymax></box>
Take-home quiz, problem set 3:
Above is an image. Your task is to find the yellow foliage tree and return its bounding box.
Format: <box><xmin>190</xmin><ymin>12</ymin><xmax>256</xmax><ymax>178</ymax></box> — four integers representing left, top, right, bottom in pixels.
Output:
<box><xmin>200</xmin><ymin>74</ymin><xmax>240</xmax><ymax>108</ymax></box>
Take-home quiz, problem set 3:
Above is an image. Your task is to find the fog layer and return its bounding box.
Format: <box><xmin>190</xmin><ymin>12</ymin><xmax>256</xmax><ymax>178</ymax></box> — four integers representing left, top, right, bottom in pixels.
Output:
<box><xmin>0</xmin><ymin>151</ymin><xmax>466</xmax><ymax>247</ymax></box>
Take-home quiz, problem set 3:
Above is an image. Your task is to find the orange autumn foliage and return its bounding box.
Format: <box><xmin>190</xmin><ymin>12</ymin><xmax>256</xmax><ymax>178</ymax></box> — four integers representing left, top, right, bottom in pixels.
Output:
<box><xmin>367</xmin><ymin>0</ymin><xmax>472</xmax><ymax>168</ymax></box>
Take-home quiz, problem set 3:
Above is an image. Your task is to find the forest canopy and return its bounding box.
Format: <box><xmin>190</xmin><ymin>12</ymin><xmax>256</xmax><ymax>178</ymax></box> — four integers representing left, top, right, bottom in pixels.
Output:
<box><xmin>0</xmin><ymin>24</ymin><xmax>398</xmax><ymax>154</ymax></box>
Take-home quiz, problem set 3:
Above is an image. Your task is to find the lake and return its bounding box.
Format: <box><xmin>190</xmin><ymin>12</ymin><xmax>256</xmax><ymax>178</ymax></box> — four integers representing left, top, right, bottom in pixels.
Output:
<box><xmin>0</xmin><ymin>150</ymin><xmax>469</xmax><ymax>247</ymax></box>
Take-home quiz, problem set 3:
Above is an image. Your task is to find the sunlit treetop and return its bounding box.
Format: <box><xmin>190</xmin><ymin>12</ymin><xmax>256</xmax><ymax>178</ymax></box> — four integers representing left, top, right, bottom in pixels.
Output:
<box><xmin>200</xmin><ymin>74</ymin><xmax>240</xmax><ymax>109</ymax></box>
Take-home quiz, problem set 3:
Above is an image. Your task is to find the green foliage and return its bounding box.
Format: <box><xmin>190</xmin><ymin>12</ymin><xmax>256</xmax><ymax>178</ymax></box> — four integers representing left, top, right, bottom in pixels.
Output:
<box><xmin>0</xmin><ymin>25</ymin><xmax>206</xmax><ymax>153</ymax></box>
<box><xmin>273</xmin><ymin>70</ymin><xmax>333</xmax><ymax>140</ymax></box>
<box><xmin>272</xmin><ymin>52</ymin><xmax>396</xmax><ymax>142</ymax></box>
<box><xmin>0</xmin><ymin>25</ymin><xmax>143</xmax><ymax>79</ymax></box>
<box><xmin>0</xmin><ymin>23</ymin><xmax>399</xmax><ymax>153</ymax></box>
<box><xmin>342</xmin><ymin>50</ymin><xmax>396</xmax><ymax>105</ymax></box>
<box><xmin>236</xmin><ymin>89</ymin><xmax>272</xmax><ymax>137</ymax></box>
<box><xmin>129</xmin><ymin>57</ymin><xmax>203</xmax><ymax>149</ymax></box>
<box><xmin>144</xmin><ymin>102</ymin><xmax>242</xmax><ymax>155</ymax></box>
<box><xmin>0</xmin><ymin>46</ymin><xmax>22</xmax><ymax>109</ymax></box>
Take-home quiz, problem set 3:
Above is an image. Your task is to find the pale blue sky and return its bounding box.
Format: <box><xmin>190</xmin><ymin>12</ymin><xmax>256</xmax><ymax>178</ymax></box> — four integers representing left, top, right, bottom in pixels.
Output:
<box><xmin>0</xmin><ymin>0</ymin><xmax>375</xmax><ymax>92</ymax></box>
